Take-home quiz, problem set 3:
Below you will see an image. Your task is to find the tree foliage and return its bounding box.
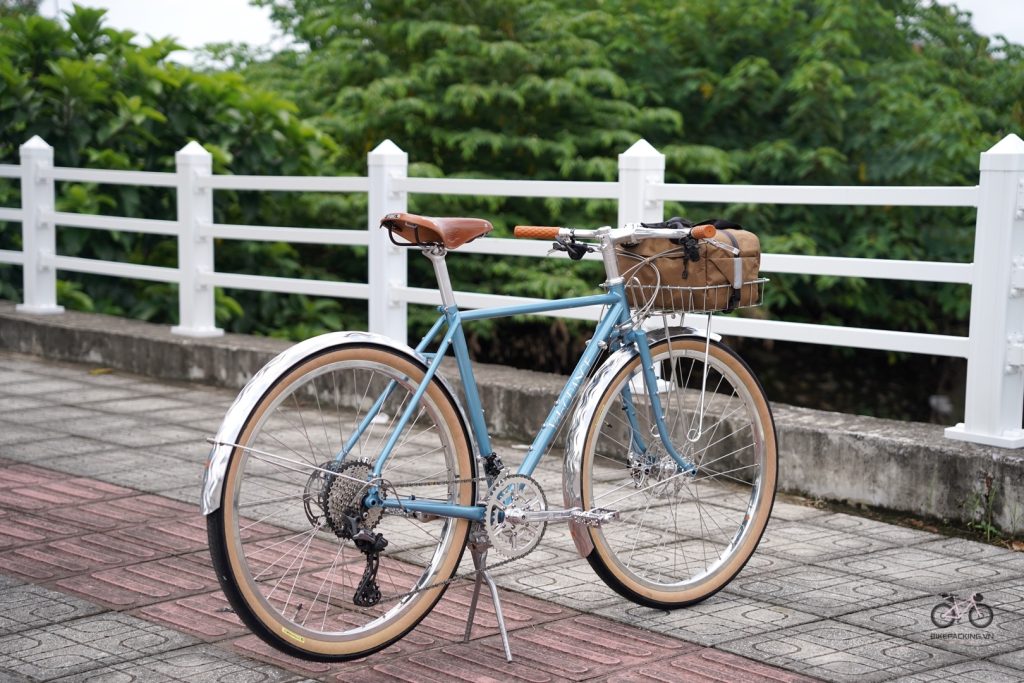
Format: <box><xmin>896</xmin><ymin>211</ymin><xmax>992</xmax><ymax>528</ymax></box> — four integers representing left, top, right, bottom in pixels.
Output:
<box><xmin>0</xmin><ymin>5</ymin><xmax>346</xmax><ymax>334</ymax></box>
<box><xmin>245</xmin><ymin>0</ymin><xmax>1022</xmax><ymax>340</ymax></box>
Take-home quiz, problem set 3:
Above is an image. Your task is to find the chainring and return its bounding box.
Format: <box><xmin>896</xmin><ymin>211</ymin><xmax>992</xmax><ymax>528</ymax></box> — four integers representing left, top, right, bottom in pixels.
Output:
<box><xmin>485</xmin><ymin>474</ymin><xmax>547</xmax><ymax>559</ymax></box>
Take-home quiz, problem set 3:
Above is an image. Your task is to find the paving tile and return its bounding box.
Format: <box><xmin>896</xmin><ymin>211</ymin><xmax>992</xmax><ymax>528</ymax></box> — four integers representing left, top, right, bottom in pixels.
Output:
<box><xmin>135</xmin><ymin>590</ymin><xmax>249</xmax><ymax>642</ymax></box>
<box><xmin>724</xmin><ymin>564</ymin><xmax>928</xmax><ymax>618</ymax></box>
<box><xmin>87</xmin><ymin>396</ymin><xmax>198</xmax><ymax>415</ymax></box>
<box><xmin>887</xmin><ymin>659</ymin><xmax>1024</xmax><ymax>682</ymax></box>
<box><xmin>399</xmin><ymin>614</ymin><xmax>693</xmax><ymax>683</ymax></box>
<box><xmin>913</xmin><ymin>536</ymin><xmax>1024</xmax><ymax>573</ymax></box>
<box><xmin>0</xmin><ymin>511</ymin><xmax>92</xmax><ymax>550</ymax></box>
<box><xmin>717</xmin><ymin>619</ymin><xmax>966</xmax><ymax>683</ymax></box>
<box><xmin>817</xmin><ymin>546</ymin><xmax>1024</xmax><ymax>593</ymax></box>
<box><xmin>0</xmin><ymin>435</ymin><xmax>108</xmax><ymax>462</ymax></box>
<box><xmin>755</xmin><ymin>519</ymin><xmax>898</xmax><ymax>564</ymax></box>
<box><xmin>837</xmin><ymin>579</ymin><xmax>1024</xmax><ymax>658</ymax></box>
<box><xmin>0</xmin><ymin>612</ymin><xmax>197</xmax><ymax>680</ymax></box>
<box><xmin>48</xmin><ymin>494</ymin><xmax>196</xmax><ymax>532</ymax></box>
<box><xmin>37</xmin><ymin>386</ymin><xmax>144</xmax><ymax>405</ymax></box>
<box><xmin>147</xmin><ymin>439</ymin><xmax>218</xmax><ymax>463</ymax></box>
<box><xmin>0</xmin><ymin>529</ymin><xmax>167</xmax><ymax>581</ymax></box>
<box><xmin>118</xmin><ymin>514</ymin><xmax>211</xmax><ymax>555</ymax></box>
<box><xmin>0</xmin><ymin>476</ymin><xmax>134</xmax><ymax>514</ymax></box>
<box><xmin>803</xmin><ymin>512</ymin><xmax>943</xmax><ymax>545</ymax></box>
<box><xmin>423</xmin><ymin>578</ymin><xmax>575</xmax><ymax>641</ymax></box>
<box><xmin>0</xmin><ymin>422</ymin><xmax>55</xmax><ymax>446</ymax></box>
<box><xmin>0</xmin><ymin>378</ymin><xmax>88</xmax><ymax>397</ymax></box>
<box><xmin>100</xmin><ymin>458</ymin><xmax>205</xmax><ymax>494</ymax></box>
<box><xmin>0</xmin><ymin>574</ymin><xmax>24</xmax><ymax>589</ymax></box>
<box><xmin>991</xmin><ymin>647</ymin><xmax>1024</xmax><ymax>669</ymax></box>
<box><xmin>46</xmin><ymin>643</ymin><xmax>298</xmax><ymax>683</ymax></box>
<box><xmin>54</xmin><ymin>416</ymin><xmax>208</xmax><ymax>449</ymax></box>
<box><xmin>0</xmin><ymin>369</ymin><xmax>44</xmax><ymax>385</ymax></box>
<box><xmin>35</xmin><ymin>448</ymin><xmax>183</xmax><ymax>479</ymax></box>
<box><xmin>596</xmin><ymin>591</ymin><xmax>821</xmax><ymax>647</ymax></box>
<box><xmin>2</xmin><ymin>405</ymin><xmax>107</xmax><ymax>426</ymax></box>
<box><xmin>0</xmin><ymin>583</ymin><xmax>104</xmax><ymax>635</ymax></box>
<box><xmin>0</xmin><ymin>463</ymin><xmax>64</xmax><ymax>488</ymax></box>
<box><xmin>488</xmin><ymin>545</ymin><xmax>624</xmax><ymax>612</ymax></box>
<box><xmin>604</xmin><ymin>647</ymin><xmax>820</xmax><ymax>682</ymax></box>
<box><xmin>0</xmin><ymin>393</ymin><xmax>48</xmax><ymax>411</ymax></box>
<box><xmin>229</xmin><ymin>634</ymin><xmax>383</xmax><ymax>679</ymax></box>
<box><xmin>763</xmin><ymin>499</ymin><xmax>830</xmax><ymax>522</ymax></box>
<box><xmin>56</xmin><ymin>555</ymin><xmax>219</xmax><ymax>610</ymax></box>
<box><xmin>137</xmin><ymin>406</ymin><xmax>230</xmax><ymax>434</ymax></box>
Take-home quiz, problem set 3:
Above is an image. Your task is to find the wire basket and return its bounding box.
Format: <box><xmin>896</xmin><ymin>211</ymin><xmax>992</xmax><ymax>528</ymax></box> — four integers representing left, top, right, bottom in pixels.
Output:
<box><xmin>624</xmin><ymin>278</ymin><xmax>768</xmax><ymax>315</ymax></box>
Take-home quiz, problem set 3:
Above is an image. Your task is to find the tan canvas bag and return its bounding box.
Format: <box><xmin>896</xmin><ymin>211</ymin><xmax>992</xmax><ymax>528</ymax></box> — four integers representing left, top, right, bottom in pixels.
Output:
<box><xmin>617</xmin><ymin>227</ymin><xmax>761</xmax><ymax>312</ymax></box>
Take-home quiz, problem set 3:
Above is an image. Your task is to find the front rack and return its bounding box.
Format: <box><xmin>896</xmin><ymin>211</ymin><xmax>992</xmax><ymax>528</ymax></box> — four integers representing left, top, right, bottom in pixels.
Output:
<box><xmin>624</xmin><ymin>278</ymin><xmax>768</xmax><ymax>315</ymax></box>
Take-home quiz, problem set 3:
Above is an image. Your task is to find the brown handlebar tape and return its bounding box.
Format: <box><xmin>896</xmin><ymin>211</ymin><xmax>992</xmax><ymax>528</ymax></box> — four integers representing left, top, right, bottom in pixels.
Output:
<box><xmin>514</xmin><ymin>225</ymin><xmax>562</xmax><ymax>239</ymax></box>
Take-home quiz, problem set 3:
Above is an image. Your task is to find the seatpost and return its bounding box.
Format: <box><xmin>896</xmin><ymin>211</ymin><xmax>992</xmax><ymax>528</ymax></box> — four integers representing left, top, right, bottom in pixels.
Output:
<box><xmin>423</xmin><ymin>246</ymin><xmax>458</xmax><ymax>308</ymax></box>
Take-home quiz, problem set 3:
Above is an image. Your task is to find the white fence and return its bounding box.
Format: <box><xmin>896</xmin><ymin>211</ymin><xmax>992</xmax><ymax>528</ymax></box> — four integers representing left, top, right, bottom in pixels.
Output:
<box><xmin>1</xmin><ymin>134</ymin><xmax>1022</xmax><ymax>449</ymax></box>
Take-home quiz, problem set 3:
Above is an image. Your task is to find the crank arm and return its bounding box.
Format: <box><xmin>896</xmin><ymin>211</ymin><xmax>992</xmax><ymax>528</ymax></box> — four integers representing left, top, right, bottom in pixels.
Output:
<box><xmin>507</xmin><ymin>507</ymin><xmax>619</xmax><ymax>526</ymax></box>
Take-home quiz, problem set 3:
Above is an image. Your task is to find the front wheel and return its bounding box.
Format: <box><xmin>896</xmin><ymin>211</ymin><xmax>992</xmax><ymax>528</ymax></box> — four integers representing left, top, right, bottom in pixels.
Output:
<box><xmin>207</xmin><ymin>344</ymin><xmax>475</xmax><ymax>661</ymax></box>
<box><xmin>579</xmin><ymin>337</ymin><xmax>777</xmax><ymax>608</ymax></box>
<box><xmin>969</xmin><ymin>603</ymin><xmax>994</xmax><ymax>628</ymax></box>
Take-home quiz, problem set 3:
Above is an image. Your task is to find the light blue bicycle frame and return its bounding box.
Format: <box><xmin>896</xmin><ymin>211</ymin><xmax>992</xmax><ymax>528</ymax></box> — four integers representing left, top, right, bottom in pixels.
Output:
<box><xmin>338</xmin><ymin>280</ymin><xmax>695</xmax><ymax>523</ymax></box>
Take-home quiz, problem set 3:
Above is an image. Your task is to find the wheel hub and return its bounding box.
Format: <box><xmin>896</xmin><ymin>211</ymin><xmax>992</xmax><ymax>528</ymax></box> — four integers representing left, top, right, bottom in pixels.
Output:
<box><xmin>628</xmin><ymin>448</ymin><xmax>688</xmax><ymax>498</ymax></box>
<box><xmin>303</xmin><ymin>460</ymin><xmax>382</xmax><ymax>538</ymax></box>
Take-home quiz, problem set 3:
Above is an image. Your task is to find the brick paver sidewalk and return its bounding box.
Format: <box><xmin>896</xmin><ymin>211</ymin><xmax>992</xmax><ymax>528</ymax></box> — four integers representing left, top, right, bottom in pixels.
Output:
<box><xmin>1</xmin><ymin>351</ymin><xmax>1022</xmax><ymax>682</ymax></box>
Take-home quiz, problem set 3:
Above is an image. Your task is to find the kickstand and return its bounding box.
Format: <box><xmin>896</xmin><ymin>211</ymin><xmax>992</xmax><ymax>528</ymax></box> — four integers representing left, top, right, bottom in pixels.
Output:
<box><xmin>462</xmin><ymin>544</ymin><xmax>513</xmax><ymax>662</ymax></box>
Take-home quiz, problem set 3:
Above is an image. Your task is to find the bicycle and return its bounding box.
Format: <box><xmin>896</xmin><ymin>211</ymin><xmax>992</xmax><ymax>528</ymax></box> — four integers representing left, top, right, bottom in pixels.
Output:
<box><xmin>200</xmin><ymin>213</ymin><xmax>778</xmax><ymax>662</ymax></box>
<box><xmin>931</xmin><ymin>592</ymin><xmax>994</xmax><ymax>628</ymax></box>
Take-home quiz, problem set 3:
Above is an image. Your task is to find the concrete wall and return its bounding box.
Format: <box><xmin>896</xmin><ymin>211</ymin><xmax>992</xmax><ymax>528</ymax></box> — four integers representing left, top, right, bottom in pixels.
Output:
<box><xmin>2</xmin><ymin>300</ymin><xmax>1020</xmax><ymax>533</ymax></box>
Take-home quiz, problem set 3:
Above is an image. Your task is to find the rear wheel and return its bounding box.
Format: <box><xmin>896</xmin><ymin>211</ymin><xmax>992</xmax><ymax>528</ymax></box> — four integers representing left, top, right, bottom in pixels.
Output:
<box><xmin>208</xmin><ymin>345</ymin><xmax>474</xmax><ymax>660</ymax></box>
<box><xmin>579</xmin><ymin>337</ymin><xmax>777</xmax><ymax>607</ymax></box>
<box><xmin>931</xmin><ymin>603</ymin><xmax>956</xmax><ymax>628</ymax></box>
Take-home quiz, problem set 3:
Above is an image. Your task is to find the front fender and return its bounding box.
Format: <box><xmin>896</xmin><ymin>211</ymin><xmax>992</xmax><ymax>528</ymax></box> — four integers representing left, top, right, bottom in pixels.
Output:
<box><xmin>199</xmin><ymin>331</ymin><xmax>473</xmax><ymax>515</ymax></box>
<box><xmin>562</xmin><ymin>326</ymin><xmax>701</xmax><ymax>557</ymax></box>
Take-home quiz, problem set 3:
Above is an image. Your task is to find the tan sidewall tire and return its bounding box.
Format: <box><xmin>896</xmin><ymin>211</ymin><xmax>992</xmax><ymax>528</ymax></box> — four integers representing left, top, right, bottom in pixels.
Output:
<box><xmin>582</xmin><ymin>338</ymin><xmax>777</xmax><ymax>605</ymax></box>
<box><xmin>220</xmin><ymin>346</ymin><xmax>473</xmax><ymax>658</ymax></box>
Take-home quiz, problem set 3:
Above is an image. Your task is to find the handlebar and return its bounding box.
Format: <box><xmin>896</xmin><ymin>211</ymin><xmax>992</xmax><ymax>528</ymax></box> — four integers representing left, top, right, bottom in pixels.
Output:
<box><xmin>514</xmin><ymin>223</ymin><xmax>717</xmax><ymax>241</ymax></box>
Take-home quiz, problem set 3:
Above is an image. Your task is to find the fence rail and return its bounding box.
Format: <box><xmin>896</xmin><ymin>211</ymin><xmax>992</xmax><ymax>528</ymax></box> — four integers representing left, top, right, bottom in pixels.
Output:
<box><xmin>1</xmin><ymin>134</ymin><xmax>1022</xmax><ymax>448</ymax></box>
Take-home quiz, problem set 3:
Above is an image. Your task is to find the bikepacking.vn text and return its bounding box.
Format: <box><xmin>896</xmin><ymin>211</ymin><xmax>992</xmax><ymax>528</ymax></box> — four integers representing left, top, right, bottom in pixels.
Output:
<box><xmin>929</xmin><ymin>632</ymin><xmax>994</xmax><ymax>640</ymax></box>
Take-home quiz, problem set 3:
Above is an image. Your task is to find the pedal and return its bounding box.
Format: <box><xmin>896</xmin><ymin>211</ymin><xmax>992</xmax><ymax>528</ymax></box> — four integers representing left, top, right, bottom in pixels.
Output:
<box><xmin>570</xmin><ymin>508</ymin><xmax>619</xmax><ymax>527</ymax></box>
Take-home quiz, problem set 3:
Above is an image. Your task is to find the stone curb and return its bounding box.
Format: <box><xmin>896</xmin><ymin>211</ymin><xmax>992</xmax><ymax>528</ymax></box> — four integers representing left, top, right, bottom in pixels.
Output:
<box><xmin>2</xmin><ymin>300</ymin><xmax>1021</xmax><ymax>532</ymax></box>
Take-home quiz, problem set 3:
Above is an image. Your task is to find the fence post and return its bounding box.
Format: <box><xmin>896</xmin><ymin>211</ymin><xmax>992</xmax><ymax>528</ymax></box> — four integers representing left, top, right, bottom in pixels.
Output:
<box><xmin>171</xmin><ymin>141</ymin><xmax>222</xmax><ymax>337</ymax></box>
<box><xmin>16</xmin><ymin>136</ymin><xmax>63</xmax><ymax>315</ymax></box>
<box><xmin>618</xmin><ymin>139</ymin><xmax>665</xmax><ymax>226</ymax></box>
<box><xmin>946</xmin><ymin>133</ymin><xmax>1024</xmax><ymax>448</ymax></box>
<box><xmin>367</xmin><ymin>140</ymin><xmax>409</xmax><ymax>345</ymax></box>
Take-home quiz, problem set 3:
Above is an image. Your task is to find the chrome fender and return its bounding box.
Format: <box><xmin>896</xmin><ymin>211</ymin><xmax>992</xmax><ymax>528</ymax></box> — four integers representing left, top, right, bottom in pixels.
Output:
<box><xmin>200</xmin><ymin>331</ymin><xmax>474</xmax><ymax>515</ymax></box>
<box><xmin>562</xmin><ymin>326</ymin><xmax>703</xmax><ymax>557</ymax></box>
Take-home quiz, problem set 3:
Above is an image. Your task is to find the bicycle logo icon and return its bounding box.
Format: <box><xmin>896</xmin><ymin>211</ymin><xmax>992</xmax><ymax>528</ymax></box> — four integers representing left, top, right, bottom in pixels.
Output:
<box><xmin>930</xmin><ymin>592</ymin><xmax>994</xmax><ymax>629</ymax></box>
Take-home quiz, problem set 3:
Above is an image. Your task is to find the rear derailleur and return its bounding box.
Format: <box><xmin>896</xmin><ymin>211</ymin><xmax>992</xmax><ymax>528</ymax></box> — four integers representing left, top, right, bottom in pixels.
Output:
<box><xmin>343</xmin><ymin>515</ymin><xmax>388</xmax><ymax>608</ymax></box>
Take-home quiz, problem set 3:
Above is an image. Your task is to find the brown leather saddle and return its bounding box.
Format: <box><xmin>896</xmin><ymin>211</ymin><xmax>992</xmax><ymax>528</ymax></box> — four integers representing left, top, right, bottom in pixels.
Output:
<box><xmin>380</xmin><ymin>212</ymin><xmax>493</xmax><ymax>249</ymax></box>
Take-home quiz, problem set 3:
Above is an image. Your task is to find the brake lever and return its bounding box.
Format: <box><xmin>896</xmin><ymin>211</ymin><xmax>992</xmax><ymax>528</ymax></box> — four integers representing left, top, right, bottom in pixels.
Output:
<box><xmin>550</xmin><ymin>235</ymin><xmax>594</xmax><ymax>261</ymax></box>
